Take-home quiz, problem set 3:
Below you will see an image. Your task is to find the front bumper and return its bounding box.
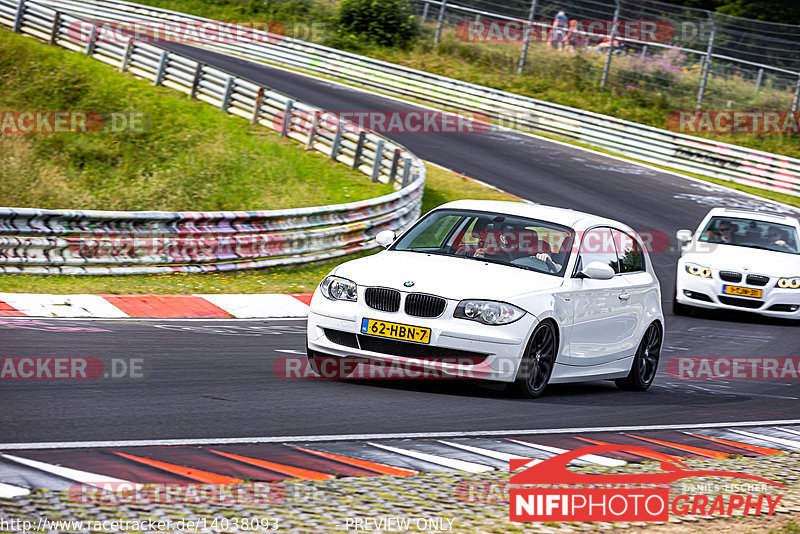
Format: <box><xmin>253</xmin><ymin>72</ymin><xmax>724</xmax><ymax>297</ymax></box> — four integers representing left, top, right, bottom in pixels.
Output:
<box><xmin>306</xmin><ymin>290</ymin><xmax>537</xmax><ymax>383</ymax></box>
<box><xmin>675</xmin><ymin>270</ymin><xmax>800</xmax><ymax>318</ymax></box>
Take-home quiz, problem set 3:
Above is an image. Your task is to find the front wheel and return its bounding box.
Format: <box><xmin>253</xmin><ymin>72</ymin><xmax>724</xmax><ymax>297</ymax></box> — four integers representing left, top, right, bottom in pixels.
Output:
<box><xmin>512</xmin><ymin>321</ymin><xmax>557</xmax><ymax>398</ymax></box>
<box><xmin>616</xmin><ymin>322</ymin><xmax>662</xmax><ymax>391</ymax></box>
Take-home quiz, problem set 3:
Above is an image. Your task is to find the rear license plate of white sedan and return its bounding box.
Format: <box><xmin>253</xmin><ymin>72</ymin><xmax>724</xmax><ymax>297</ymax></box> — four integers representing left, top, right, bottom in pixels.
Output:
<box><xmin>361</xmin><ymin>319</ymin><xmax>431</xmax><ymax>344</ymax></box>
<box><xmin>723</xmin><ymin>285</ymin><xmax>763</xmax><ymax>298</ymax></box>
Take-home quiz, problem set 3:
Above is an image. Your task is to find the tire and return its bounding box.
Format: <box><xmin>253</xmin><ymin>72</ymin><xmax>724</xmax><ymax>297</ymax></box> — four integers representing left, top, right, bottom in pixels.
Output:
<box><xmin>616</xmin><ymin>322</ymin><xmax>662</xmax><ymax>391</ymax></box>
<box><xmin>306</xmin><ymin>348</ymin><xmax>356</xmax><ymax>379</ymax></box>
<box><xmin>512</xmin><ymin>321</ymin><xmax>557</xmax><ymax>398</ymax></box>
<box><xmin>672</xmin><ymin>284</ymin><xmax>692</xmax><ymax>316</ymax></box>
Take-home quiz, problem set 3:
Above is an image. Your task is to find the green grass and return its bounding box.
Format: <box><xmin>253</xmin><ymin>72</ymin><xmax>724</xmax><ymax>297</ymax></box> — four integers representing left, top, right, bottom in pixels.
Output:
<box><xmin>0</xmin><ymin>29</ymin><xmax>393</xmax><ymax>211</ymax></box>
<box><xmin>0</xmin><ymin>165</ymin><xmax>522</xmax><ymax>294</ymax></box>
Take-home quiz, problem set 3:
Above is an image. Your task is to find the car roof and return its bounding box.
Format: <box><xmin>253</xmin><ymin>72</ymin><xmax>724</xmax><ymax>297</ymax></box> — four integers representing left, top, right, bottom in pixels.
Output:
<box><xmin>703</xmin><ymin>207</ymin><xmax>800</xmax><ymax>226</ymax></box>
<box><xmin>434</xmin><ymin>200</ymin><xmax>630</xmax><ymax>231</ymax></box>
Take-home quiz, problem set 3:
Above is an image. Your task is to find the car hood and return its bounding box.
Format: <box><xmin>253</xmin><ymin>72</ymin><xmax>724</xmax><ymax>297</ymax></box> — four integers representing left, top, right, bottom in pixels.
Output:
<box><xmin>683</xmin><ymin>243</ymin><xmax>800</xmax><ymax>276</ymax></box>
<box><xmin>334</xmin><ymin>251</ymin><xmax>564</xmax><ymax>301</ymax></box>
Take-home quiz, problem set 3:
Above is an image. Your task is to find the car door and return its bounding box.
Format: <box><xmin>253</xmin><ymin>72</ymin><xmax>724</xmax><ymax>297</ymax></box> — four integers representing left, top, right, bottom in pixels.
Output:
<box><xmin>567</xmin><ymin>227</ymin><xmax>638</xmax><ymax>366</ymax></box>
<box><xmin>612</xmin><ymin>228</ymin><xmax>649</xmax><ymax>354</ymax></box>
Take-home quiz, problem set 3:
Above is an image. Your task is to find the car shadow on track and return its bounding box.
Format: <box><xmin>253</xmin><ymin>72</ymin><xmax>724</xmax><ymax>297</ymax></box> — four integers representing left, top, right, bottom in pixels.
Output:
<box><xmin>326</xmin><ymin>377</ymin><xmax>747</xmax><ymax>405</ymax></box>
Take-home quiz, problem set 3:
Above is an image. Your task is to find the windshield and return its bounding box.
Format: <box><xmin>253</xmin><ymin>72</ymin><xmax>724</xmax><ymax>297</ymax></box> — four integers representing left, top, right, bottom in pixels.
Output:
<box><xmin>391</xmin><ymin>209</ymin><xmax>575</xmax><ymax>276</ymax></box>
<box><xmin>699</xmin><ymin>216</ymin><xmax>800</xmax><ymax>254</ymax></box>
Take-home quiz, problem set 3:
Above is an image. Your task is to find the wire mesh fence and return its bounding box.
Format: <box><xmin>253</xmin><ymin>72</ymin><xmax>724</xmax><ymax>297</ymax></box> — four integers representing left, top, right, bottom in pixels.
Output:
<box><xmin>417</xmin><ymin>0</ymin><xmax>800</xmax><ymax>111</ymax></box>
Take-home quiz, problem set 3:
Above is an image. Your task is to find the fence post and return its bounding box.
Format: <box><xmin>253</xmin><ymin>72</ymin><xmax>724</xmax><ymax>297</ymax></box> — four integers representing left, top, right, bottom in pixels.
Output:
<box><xmin>119</xmin><ymin>41</ymin><xmax>133</xmax><ymax>72</ymax></box>
<box><xmin>352</xmin><ymin>131</ymin><xmax>366</xmax><ymax>169</ymax></box>
<box><xmin>600</xmin><ymin>0</ymin><xmax>620</xmax><ymax>88</ymax></box>
<box><xmin>220</xmin><ymin>76</ymin><xmax>235</xmax><ymax>111</ymax></box>
<box><xmin>421</xmin><ymin>1</ymin><xmax>429</xmax><ymax>24</ymax></box>
<box><xmin>754</xmin><ymin>68</ymin><xmax>763</xmax><ymax>94</ymax></box>
<box><xmin>371</xmin><ymin>140</ymin><xmax>385</xmax><ymax>182</ymax></box>
<box><xmin>49</xmin><ymin>11</ymin><xmax>60</xmax><ymax>45</ymax></box>
<box><xmin>84</xmin><ymin>24</ymin><xmax>97</xmax><ymax>56</ymax></box>
<box><xmin>12</xmin><ymin>0</ymin><xmax>25</xmax><ymax>33</ymax></box>
<box><xmin>793</xmin><ymin>72</ymin><xmax>800</xmax><ymax>113</ymax></box>
<box><xmin>517</xmin><ymin>0</ymin><xmax>537</xmax><ymax>75</ymax></box>
<box><xmin>189</xmin><ymin>63</ymin><xmax>202</xmax><ymax>99</ymax></box>
<box><xmin>433</xmin><ymin>0</ymin><xmax>447</xmax><ymax>47</ymax></box>
<box><xmin>251</xmin><ymin>87</ymin><xmax>265</xmax><ymax>125</ymax></box>
<box><xmin>305</xmin><ymin>112</ymin><xmax>319</xmax><ymax>149</ymax></box>
<box><xmin>640</xmin><ymin>44</ymin><xmax>647</xmax><ymax>58</ymax></box>
<box><xmin>401</xmin><ymin>158</ymin><xmax>412</xmax><ymax>187</ymax></box>
<box><xmin>153</xmin><ymin>50</ymin><xmax>168</xmax><ymax>86</ymax></box>
<box><xmin>696</xmin><ymin>12</ymin><xmax>716</xmax><ymax>109</ymax></box>
<box><xmin>280</xmin><ymin>99</ymin><xmax>294</xmax><ymax>136</ymax></box>
<box><xmin>389</xmin><ymin>148</ymin><xmax>401</xmax><ymax>184</ymax></box>
<box><xmin>330</xmin><ymin>121</ymin><xmax>343</xmax><ymax>159</ymax></box>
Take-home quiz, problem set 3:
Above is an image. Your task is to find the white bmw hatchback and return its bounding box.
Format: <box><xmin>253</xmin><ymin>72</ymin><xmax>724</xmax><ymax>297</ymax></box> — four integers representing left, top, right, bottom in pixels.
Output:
<box><xmin>674</xmin><ymin>207</ymin><xmax>800</xmax><ymax>319</ymax></box>
<box><xmin>306</xmin><ymin>200</ymin><xmax>664</xmax><ymax>397</ymax></box>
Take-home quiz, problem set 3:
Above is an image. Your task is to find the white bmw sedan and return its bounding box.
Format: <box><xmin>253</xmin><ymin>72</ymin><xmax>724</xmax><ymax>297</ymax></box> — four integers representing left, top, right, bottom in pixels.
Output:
<box><xmin>674</xmin><ymin>207</ymin><xmax>800</xmax><ymax>319</ymax></box>
<box><xmin>306</xmin><ymin>200</ymin><xmax>664</xmax><ymax>397</ymax></box>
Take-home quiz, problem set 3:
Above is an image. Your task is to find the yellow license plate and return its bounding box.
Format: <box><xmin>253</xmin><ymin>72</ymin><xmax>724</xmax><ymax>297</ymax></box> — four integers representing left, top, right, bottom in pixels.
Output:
<box><xmin>723</xmin><ymin>285</ymin><xmax>763</xmax><ymax>298</ymax></box>
<box><xmin>360</xmin><ymin>318</ymin><xmax>431</xmax><ymax>344</ymax></box>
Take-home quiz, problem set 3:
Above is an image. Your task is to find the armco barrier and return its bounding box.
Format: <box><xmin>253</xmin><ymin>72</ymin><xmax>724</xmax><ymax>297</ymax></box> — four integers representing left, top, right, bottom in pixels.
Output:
<box><xmin>28</xmin><ymin>0</ymin><xmax>800</xmax><ymax>198</ymax></box>
<box><xmin>0</xmin><ymin>0</ymin><xmax>425</xmax><ymax>275</ymax></box>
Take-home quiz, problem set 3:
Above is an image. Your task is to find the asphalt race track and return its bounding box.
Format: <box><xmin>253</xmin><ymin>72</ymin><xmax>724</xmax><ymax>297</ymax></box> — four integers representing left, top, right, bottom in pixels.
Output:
<box><xmin>2</xmin><ymin>43</ymin><xmax>799</xmax><ymax>445</ymax></box>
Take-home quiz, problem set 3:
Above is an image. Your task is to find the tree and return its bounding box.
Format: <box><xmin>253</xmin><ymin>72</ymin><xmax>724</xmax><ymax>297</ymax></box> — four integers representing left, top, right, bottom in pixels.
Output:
<box><xmin>334</xmin><ymin>0</ymin><xmax>419</xmax><ymax>48</ymax></box>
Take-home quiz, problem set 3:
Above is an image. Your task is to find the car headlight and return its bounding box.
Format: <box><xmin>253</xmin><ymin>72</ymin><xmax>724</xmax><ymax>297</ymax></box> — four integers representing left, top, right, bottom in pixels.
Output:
<box><xmin>777</xmin><ymin>277</ymin><xmax>800</xmax><ymax>289</ymax></box>
<box><xmin>320</xmin><ymin>275</ymin><xmax>358</xmax><ymax>301</ymax></box>
<box><xmin>454</xmin><ymin>300</ymin><xmax>526</xmax><ymax>325</ymax></box>
<box><xmin>685</xmin><ymin>263</ymin><xmax>711</xmax><ymax>278</ymax></box>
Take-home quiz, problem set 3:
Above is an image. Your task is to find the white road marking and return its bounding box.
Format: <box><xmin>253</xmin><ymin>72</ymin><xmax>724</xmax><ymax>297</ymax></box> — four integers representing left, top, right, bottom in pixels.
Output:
<box><xmin>727</xmin><ymin>429</ymin><xmax>800</xmax><ymax>450</ymax></box>
<box><xmin>1</xmin><ymin>454</ymin><xmax>139</xmax><ymax>488</ymax></box>
<box><xmin>0</xmin><ymin>482</ymin><xmax>30</xmax><ymax>498</ymax></box>
<box><xmin>507</xmin><ymin>439</ymin><xmax>626</xmax><ymax>467</ymax></box>
<box><xmin>367</xmin><ymin>442</ymin><xmax>494</xmax><ymax>473</ymax></box>
<box><xmin>2</xmin><ymin>420</ymin><xmax>800</xmax><ymax>450</ymax></box>
<box><xmin>437</xmin><ymin>440</ymin><xmax>539</xmax><ymax>463</ymax></box>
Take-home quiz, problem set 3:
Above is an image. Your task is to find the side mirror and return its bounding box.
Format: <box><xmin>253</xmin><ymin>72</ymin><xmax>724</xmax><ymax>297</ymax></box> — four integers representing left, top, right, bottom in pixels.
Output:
<box><xmin>580</xmin><ymin>261</ymin><xmax>616</xmax><ymax>280</ymax></box>
<box><xmin>376</xmin><ymin>230</ymin><xmax>396</xmax><ymax>248</ymax></box>
<box><xmin>676</xmin><ymin>229</ymin><xmax>693</xmax><ymax>244</ymax></box>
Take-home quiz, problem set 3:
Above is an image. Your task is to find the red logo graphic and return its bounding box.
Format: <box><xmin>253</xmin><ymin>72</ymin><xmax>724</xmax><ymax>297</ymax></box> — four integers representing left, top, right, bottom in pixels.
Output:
<box><xmin>509</xmin><ymin>444</ymin><xmax>784</xmax><ymax>522</ymax></box>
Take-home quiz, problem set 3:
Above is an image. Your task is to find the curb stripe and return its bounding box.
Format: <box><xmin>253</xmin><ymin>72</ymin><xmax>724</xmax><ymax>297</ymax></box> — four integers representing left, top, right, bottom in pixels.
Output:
<box><xmin>290</xmin><ymin>293</ymin><xmax>313</xmax><ymax>306</ymax></box>
<box><xmin>113</xmin><ymin>452</ymin><xmax>242</xmax><ymax>484</ymax></box>
<box><xmin>368</xmin><ymin>443</ymin><xmax>494</xmax><ymax>473</ymax></box>
<box><xmin>0</xmin><ymin>300</ymin><xmax>24</xmax><ymax>316</ymax></box>
<box><xmin>572</xmin><ymin>437</ymin><xmax>681</xmax><ymax>462</ymax></box>
<box><xmin>1</xmin><ymin>454</ymin><xmax>135</xmax><ymax>487</ymax></box>
<box><xmin>207</xmin><ymin>449</ymin><xmax>334</xmax><ymax>481</ymax></box>
<box><xmin>290</xmin><ymin>446</ymin><xmax>418</xmax><ymax>477</ymax></box>
<box><xmin>102</xmin><ymin>295</ymin><xmax>232</xmax><ymax>319</ymax></box>
<box><xmin>684</xmin><ymin>433</ymin><xmax>785</xmax><ymax>455</ymax></box>
<box><xmin>506</xmin><ymin>439</ymin><xmax>626</xmax><ymax>467</ymax></box>
<box><xmin>623</xmin><ymin>434</ymin><xmax>730</xmax><ymax>459</ymax></box>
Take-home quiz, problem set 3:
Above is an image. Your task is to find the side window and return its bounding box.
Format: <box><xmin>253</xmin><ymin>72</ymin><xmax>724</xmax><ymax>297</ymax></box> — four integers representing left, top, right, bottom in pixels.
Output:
<box><xmin>612</xmin><ymin>229</ymin><xmax>644</xmax><ymax>273</ymax></box>
<box><xmin>578</xmin><ymin>227</ymin><xmax>619</xmax><ymax>274</ymax></box>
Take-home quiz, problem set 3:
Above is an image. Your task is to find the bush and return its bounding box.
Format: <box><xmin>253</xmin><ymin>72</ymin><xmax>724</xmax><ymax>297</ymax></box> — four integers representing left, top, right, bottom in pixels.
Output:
<box><xmin>334</xmin><ymin>0</ymin><xmax>418</xmax><ymax>48</ymax></box>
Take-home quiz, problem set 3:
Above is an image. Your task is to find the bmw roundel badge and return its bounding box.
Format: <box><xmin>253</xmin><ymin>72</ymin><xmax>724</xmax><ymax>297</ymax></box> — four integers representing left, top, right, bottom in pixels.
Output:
<box><xmin>404</xmin><ymin>281</ymin><xmax>415</xmax><ymax>287</ymax></box>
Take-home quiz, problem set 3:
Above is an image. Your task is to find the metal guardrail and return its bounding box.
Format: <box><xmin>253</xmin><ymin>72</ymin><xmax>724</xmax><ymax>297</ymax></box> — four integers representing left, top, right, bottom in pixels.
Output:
<box><xmin>29</xmin><ymin>0</ymin><xmax>800</xmax><ymax>199</ymax></box>
<box><xmin>0</xmin><ymin>0</ymin><xmax>425</xmax><ymax>275</ymax></box>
